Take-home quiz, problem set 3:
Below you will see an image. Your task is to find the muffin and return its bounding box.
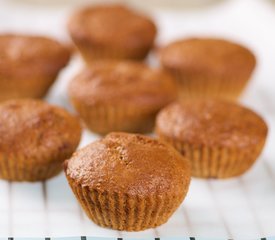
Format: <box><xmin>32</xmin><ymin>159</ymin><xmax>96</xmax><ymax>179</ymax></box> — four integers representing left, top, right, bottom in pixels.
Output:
<box><xmin>159</xmin><ymin>38</ymin><xmax>256</xmax><ymax>100</ymax></box>
<box><xmin>68</xmin><ymin>61</ymin><xmax>177</xmax><ymax>134</ymax></box>
<box><xmin>156</xmin><ymin>100</ymin><xmax>268</xmax><ymax>178</ymax></box>
<box><xmin>0</xmin><ymin>99</ymin><xmax>81</xmax><ymax>181</ymax></box>
<box><xmin>64</xmin><ymin>132</ymin><xmax>191</xmax><ymax>231</ymax></box>
<box><xmin>0</xmin><ymin>34</ymin><xmax>71</xmax><ymax>102</ymax></box>
<box><xmin>68</xmin><ymin>4</ymin><xmax>157</xmax><ymax>62</ymax></box>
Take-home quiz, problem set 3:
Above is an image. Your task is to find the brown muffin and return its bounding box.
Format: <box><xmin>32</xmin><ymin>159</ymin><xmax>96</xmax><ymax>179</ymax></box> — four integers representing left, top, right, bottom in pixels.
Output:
<box><xmin>159</xmin><ymin>38</ymin><xmax>256</xmax><ymax>101</ymax></box>
<box><xmin>68</xmin><ymin>61</ymin><xmax>177</xmax><ymax>134</ymax></box>
<box><xmin>64</xmin><ymin>132</ymin><xmax>191</xmax><ymax>231</ymax></box>
<box><xmin>0</xmin><ymin>99</ymin><xmax>81</xmax><ymax>181</ymax></box>
<box><xmin>68</xmin><ymin>4</ymin><xmax>157</xmax><ymax>62</ymax></box>
<box><xmin>156</xmin><ymin>100</ymin><xmax>268</xmax><ymax>178</ymax></box>
<box><xmin>0</xmin><ymin>34</ymin><xmax>71</xmax><ymax>102</ymax></box>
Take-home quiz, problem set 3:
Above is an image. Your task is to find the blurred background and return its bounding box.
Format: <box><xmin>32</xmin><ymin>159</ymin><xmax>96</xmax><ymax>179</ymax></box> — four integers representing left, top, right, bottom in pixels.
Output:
<box><xmin>1</xmin><ymin>0</ymin><xmax>275</xmax><ymax>104</ymax></box>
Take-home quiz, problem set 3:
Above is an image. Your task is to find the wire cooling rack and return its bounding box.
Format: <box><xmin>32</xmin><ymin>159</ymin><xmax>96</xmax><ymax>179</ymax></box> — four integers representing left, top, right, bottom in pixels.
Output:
<box><xmin>1</xmin><ymin>0</ymin><xmax>275</xmax><ymax>239</ymax></box>
<box><xmin>0</xmin><ymin>237</ymin><xmax>274</xmax><ymax>240</ymax></box>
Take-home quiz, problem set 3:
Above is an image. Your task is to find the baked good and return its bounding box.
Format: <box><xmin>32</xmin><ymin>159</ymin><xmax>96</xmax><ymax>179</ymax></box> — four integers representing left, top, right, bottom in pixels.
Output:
<box><xmin>0</xmin><ymin>34</ymin><xmax>71</xmax><ymax>102</ymax></box>
<box><xmin>0</xmin><ymin>99</ymin><xmax>81</xmax><ymax>181</ymax></box>
<box><xmin>64</xmin><ymin>132</ymin><xmax>191</xmax><ymax>231</ymax></box>
<box><xmin>68</xmin><ymin>61</ymin><xmax>177</xmax><ymax>134</ymax></box>
<box><xmin>68</xmin><ymin>4</ymin><xmax>157</xmax><ymax>62</ymax></box>
<box><xmin>155</xmin><ymin>100</ymin><xmax>268</xmax><ymax>178</ymax></box>
<box><xmin>159</xmin><ymin>38</ymin><xmax>256</xmax><ymax>100</ymax></box>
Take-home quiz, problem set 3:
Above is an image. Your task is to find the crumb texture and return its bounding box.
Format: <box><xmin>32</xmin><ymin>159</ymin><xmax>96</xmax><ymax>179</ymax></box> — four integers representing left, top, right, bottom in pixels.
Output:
<box><xmin>65</xmin><ymin>132</ymin><xmax>190</xmax><ymax>196</ymax></box>
<box><xmin>0</xmin><ymin>99</ymin><xmax>81</xmax><ymax>162</ymax></box>
<box><xmin>156</xmin><ymin>100</ymin><xmax>268</xmax><ymax>148</ymax></box>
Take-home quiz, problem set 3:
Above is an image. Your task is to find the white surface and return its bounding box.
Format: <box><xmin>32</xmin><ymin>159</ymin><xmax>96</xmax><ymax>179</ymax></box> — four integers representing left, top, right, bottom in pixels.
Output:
<box><xmin>0</xmin><ymin>0</ymin><xmax>275</xmax><ymax>238</ymax></box>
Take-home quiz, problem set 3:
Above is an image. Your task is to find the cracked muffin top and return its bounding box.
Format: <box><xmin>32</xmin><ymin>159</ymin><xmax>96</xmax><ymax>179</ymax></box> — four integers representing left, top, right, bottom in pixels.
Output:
<box><xmin>156</xmin><ymin>100</ymin><xmax>268</xmax><ymax>149</ymax></box>
<box><xmin>64</xmin><ymin>132</ymin><xmax>190</xmax><ymax>195</ymax></box>
<box><xmin>0</xmin><ymin>99</ymin><xmax>81</xmax><ymax>162</ymax></box>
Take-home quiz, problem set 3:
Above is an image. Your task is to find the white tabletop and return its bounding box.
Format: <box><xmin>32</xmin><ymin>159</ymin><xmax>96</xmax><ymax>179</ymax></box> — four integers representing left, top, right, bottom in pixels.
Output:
<box><xmin>0</xmin><ymin>0</ymin><xmax>275</xmax><ymax>239</ymax></box>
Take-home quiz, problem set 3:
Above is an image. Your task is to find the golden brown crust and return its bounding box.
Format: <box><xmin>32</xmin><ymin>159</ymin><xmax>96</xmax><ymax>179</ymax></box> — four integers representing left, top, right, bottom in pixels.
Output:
<box><xmin>159</xmin><ymin>38</ymin><xmax>256</xmax><ymax>77</ymax></box>
<box><xmin>158</xmin><ymin>38</ymin><xmax>256</xmax><ymax>101</ymax></box>
<box><xmin>65</xmin><ymin>132</ymin><xmax>190</xmax><ymax>230</ymax></box>
<box><xmin>156</xmin><ymin>100</ymin><xmax>268</xmax><ymax>149</ymax></box>
<box><xmin>68</xmin><ymin>4</ymin><xmax>157</xmax><ymax>60</ymax></box>
<box><xmin>69</xmin><ymin>60</ymin><xmax>177</xmax><ymax>108</ymax></box>
<box><xmin>0</xmin><ymin>34</ymin><xmax>71</xmax><ymax>102</ymax></box>
<box><xmin>0</xmin><ymin>34</ymin><xmax>71</xmax><ymax>75</ymax></box>
<box><xmin>68</xmin><ymin>61</ymin><xmax>177</xmax><ymax>134</ymax></box>
<box><xmin>0</xmin><ymin>99</ymin><xmax>82</xmax><ymax>181</ymax></box>
<box><xmin>156</xmin><ymin>100</ymin><xmax>268</xmax><ymax>178</ymax></box>
<box><xmin>0</xmin><ymin>99</ymin><xmax>81</xmax><ymax>157</ymax></box>
<box><xmin>65</xmin><ymin>132</ymin><xmax>190</xmax><ymax>196</ymax></box>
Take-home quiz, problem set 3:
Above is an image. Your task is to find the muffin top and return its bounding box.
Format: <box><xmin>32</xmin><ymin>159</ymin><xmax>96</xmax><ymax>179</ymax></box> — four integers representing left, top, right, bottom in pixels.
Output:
<box><xmin>156</xmin><ymin>100</ymin><xmax>268</xmax><ymax>149</ymax></box>
<box><xmin>0</xmin><ymin>34</ymin><xmax>71</xmax><ymax>73</ymax></box>
<box><xmin>68</xmin><ymin>4</ymin><xmax>157</xmax><ymax>48</ymax></box>
<box><xmin>65</xmin><ymin>132</ymin><xmax>190</xmax><ymax>195</ymax></box>
<box><xmin>159</xmin><ymin>38</ymin><xmax>256</xmax><ymax>76</ymax></box>
<box><xmin>69</xmin><ymin>61</ymin><xmax>177</xmax><ymax>109</ymax></box>
<box><xmin>0</xmin><ymin>99</ymin><xmax>81</xmax><ymax>162</ymax></box>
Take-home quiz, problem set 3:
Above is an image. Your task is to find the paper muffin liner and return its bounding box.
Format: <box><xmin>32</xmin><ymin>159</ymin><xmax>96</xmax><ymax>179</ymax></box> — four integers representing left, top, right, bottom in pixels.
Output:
<box><xmin>163</xmin><ymin>68</ymin><xmax>250</xmax><ymax>101</ymax></box>
<box><xmin>0</xmin><ymin>152</ymin><xmax>64</xmax><ymax>182</ymax></box>
<box><xmin>157</xmin><ymin>134</ymin><xmax>266</xmax><ymax>178</ymax></box>
<box><xmin>66</xmin><ymin>175</ymin><xmax>186</xmax><ymax>231</ymax></box>
<box><xmin>0</xmin><ymin>73</ymin><xmax>58</xmax><ymax>102</ymax></box>
<box><xmin>73</xmin><ymin>39</ymin><xmax>151</xmax><ymax>63</ymax></box>
<box><xmin>71</xmin><ymin>99</ymin><xmax>156</xmax><ymax>134</ymax></box>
